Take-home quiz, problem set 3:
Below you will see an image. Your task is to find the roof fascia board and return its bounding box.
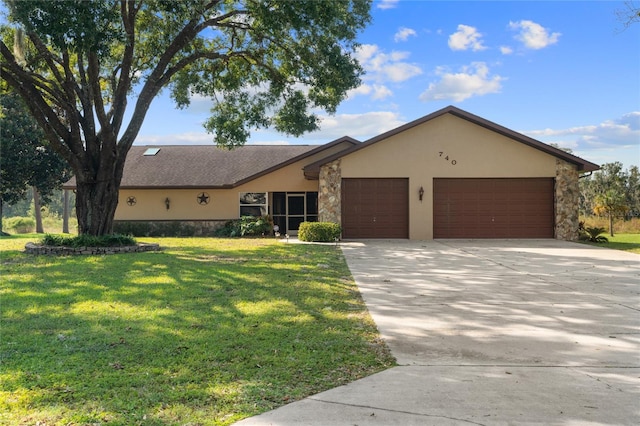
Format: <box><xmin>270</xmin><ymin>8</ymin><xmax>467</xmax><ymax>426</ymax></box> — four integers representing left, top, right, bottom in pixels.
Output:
<box><xmin>229</xmin><ymin>136</ymin><xmax>359</xmax><ymax>187</ymax></box>
<box><xmin>447</xmin><ymin>108</ymin><xmax>600</xmax><ymax>172</ymax></box>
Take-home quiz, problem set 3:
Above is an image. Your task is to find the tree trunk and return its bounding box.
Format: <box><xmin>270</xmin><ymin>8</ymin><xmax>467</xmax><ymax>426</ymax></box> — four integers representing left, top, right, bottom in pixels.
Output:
<box><xmin>0</xmin><ymin>199</ymin><xmax>7</xmax><ymax>236</ymax></box>
<box><xmin>75</xmin><ymin>177</ymin><xmax>121</xmax><ymax>236</ymax></box>
<box><xmin>62</xmin><ymin>189</ymin><xmax>70</xmax><ymax>234</ymax></box>
<box><xmin>609</xmin><ymin>214</ymin><xmax>614</xmax><ymax>237</ymax></box>
<box><xmin>33</xmin><ymin>187</ymin><xmax>44</xmax><ymax>233</ymax></box>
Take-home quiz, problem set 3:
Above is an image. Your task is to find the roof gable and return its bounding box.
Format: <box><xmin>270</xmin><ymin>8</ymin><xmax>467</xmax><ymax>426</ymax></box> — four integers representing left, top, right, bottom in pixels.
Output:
<box><xmin>304</xmin><ymin>106</ymin><xmax>600</xmax><ymax>178</ymax></box>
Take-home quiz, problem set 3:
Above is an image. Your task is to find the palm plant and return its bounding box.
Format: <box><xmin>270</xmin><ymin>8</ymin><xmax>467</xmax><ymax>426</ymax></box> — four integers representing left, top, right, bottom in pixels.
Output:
<box><xmin>581</xmin><ymin>226</ymin><xmax>609</xmax><ymax>243</ymax></box>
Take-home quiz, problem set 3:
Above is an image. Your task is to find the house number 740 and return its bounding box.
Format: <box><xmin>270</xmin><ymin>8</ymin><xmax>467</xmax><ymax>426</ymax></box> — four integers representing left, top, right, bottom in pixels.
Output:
<box><xmin>438</xmin><ymin>152</ymin><xmax>457</xmax><ymax>165</ymax></box>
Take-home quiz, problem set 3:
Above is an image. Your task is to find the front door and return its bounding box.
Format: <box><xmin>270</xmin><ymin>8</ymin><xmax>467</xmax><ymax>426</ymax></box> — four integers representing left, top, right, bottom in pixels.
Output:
<box><xmin>287</xmin><ymin>194</ymin><xmax>305</xmax><ymax>235</ymax></box>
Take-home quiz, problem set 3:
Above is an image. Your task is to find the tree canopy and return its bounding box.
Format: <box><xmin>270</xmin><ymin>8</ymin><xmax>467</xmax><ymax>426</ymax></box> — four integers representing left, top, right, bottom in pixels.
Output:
<box><xmin>0</xmin><ymin>89</ymin><xmax>72</xmax><ymax>233</ymax></box>
<box><xmin>580</xmin><ymin>162</ymin><xmax>640</xmax><ymax>236</ymax></box>
<box><xmin>0</xmin><ymin>0</ymin><xmax>372</xmax><ymax>235</ymax></box>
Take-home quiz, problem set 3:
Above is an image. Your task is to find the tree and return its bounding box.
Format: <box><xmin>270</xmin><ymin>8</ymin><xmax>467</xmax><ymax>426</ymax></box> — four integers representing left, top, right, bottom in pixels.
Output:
<box><xmin>1</xmin><ymin>0</ymin><xmax>371</xmax><ymax>235</ymax></box>
<box><xmin>593</xmin><ymin>189</ymin><xmax>629</xmax><ymax>236</ymax></box>
<box><xmin>579</xmin><ymin>162</ymin><xmax>626</xmax><ymax>216</ymax></box>
<box><xmin>617</xmin><ymin>1</ymin><xmax>640</xmax><ymax>29</ymax></box>
<box><xmin>624</xmin><ymin>165</ymin><xmax>640</xmax><ymax>218</ymax></box>
<box><xmin>579</xmin><ymin>162</ymin><xmax>640</xmax><ymax>221</ymax></box>
<box><xmin>0</xmin><ymin>90</ymin><xmax>72</xmax><ymax>234</ymax></box>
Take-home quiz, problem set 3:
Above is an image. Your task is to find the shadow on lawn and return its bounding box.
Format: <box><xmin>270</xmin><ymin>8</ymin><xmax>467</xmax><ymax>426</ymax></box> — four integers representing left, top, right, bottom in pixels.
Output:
<box><xmin>1</xmin><ymin>241</ymin><xmax>394</xmax><ymax>425</ymax></box>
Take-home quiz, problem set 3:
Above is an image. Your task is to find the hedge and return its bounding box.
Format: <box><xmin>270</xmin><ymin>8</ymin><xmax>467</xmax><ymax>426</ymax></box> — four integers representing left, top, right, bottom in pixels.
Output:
<box><xmin>298</xmin><ymin>222</ymin><xmax>341</xmax><ymax>242</ymax></box>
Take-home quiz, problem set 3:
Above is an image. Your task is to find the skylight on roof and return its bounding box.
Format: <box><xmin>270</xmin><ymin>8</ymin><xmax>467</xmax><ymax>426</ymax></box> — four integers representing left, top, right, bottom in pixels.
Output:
<box><xmin>143</xmin><ymin>148</ymin><xmax>160</xmax><ymax>156</ymax></box>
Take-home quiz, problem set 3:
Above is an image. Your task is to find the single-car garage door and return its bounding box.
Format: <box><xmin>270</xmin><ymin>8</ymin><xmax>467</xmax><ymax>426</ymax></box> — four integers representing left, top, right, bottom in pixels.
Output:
<box><xmin>433</xmin><ymin>178</ymin><xmax>554</xmax><ymax>238</ymax></box>
<box><xmin>342</xmin><ymin>178</ymin><xmax>408</xmax><ymax>239</ymax></box>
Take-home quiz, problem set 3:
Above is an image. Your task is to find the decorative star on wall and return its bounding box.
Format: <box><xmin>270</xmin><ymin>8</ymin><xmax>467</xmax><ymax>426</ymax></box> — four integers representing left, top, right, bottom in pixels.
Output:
<box><xmin>197</xmin><ymin>192</ymin><xmax>210</xmax><ymax>205</ymax></box>
<box><xmin>126</xmin><ymin>196</ymin><xmax>136</xmax><ymax>206</ymax></box>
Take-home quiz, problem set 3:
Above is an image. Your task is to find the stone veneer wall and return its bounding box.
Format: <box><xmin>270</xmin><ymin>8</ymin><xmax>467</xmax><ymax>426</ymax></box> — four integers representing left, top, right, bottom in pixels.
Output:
<box><xmin>25</xmin><ymin>242</ymin><xmax>161</xmax><ymax>255</ymax></box>
<box><xmin>555</xmin><ymin>159</ymin><xmax>580</xmax><ymax>241</ymax></box>
<box><xmin>113</xmin><ymin>220</ymin><xmax>228</xmax><ymax>237</ymax></box>
<box><xmin>318</xmin><ymin>160</ymin><xmax>342</xmax><ymax>224</ymax></box>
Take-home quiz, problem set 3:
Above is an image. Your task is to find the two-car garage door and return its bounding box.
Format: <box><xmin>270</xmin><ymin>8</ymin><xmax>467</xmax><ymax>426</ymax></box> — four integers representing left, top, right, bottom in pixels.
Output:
<box><xmin>433</xmin><ymin>178</ymin><xmax>555</xmax><ymax>238</ymax></box>
<box><xmin>341</xmin><ymin>177</ymin><xmax>554</xmax><ymax>239</ymax></box>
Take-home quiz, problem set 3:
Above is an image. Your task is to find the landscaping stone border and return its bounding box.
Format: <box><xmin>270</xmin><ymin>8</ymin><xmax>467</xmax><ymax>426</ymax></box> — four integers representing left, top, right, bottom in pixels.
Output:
<box><xmin>25</xmin><ymin>242</ymin><xmax>161</xmax><ymax>256</ymax></box>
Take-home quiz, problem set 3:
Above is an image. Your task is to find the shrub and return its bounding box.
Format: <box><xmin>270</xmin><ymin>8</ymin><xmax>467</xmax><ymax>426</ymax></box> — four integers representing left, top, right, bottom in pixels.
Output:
<box><xmin>214</xmin><ymin>216</ymin><xmax>273</xmax><ymax>237</ymax></box>
<box><xmin>4</xmin><ymin>216</ymin><xmax>36</xmax><ymax>234</ymax></box>
<box><xmin>578</xmin><ymin>226</ymin><xmax>608</xmax><ymax>243</ymax></box>
<box><xmin>298</xmin><ymin>222</ymin><xmax>341</xmax><ymax>242</ymax></box>
<box><xmin>41</xmin><ymin>234</ymin><xmax>137</xmax><ymax>247</ymax></box>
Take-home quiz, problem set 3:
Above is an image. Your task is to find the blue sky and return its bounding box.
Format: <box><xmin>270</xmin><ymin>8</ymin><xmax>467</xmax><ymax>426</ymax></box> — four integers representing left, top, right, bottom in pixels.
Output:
<box><xmin>134</xmin><ymin>1</ymin><xmax>636</xmax><ymax>169</ymax></box>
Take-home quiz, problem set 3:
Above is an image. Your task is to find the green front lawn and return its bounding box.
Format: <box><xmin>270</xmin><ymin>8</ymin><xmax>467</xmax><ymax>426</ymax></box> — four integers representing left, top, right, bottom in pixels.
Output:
<box><xmin>0</xmin><ymin>235</ymin><xmax>395</xmax><ymax>425</ymax></box>
<box><xmin>582</xmin><ymin>233</ymin><xmax>640</xmax><ymax>254</ymax></box>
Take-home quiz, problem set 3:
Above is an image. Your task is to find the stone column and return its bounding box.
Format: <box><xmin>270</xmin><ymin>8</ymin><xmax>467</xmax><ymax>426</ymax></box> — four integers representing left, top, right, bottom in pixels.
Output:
<box><xmin>555</xmin><ymin>159</ymin><xmax>580</xmax><ymax>241</ymax></box>
<box><xmin>318</xmin><ymin>160</ymin><xmax>342</xmax><ymax>224</ymax></box>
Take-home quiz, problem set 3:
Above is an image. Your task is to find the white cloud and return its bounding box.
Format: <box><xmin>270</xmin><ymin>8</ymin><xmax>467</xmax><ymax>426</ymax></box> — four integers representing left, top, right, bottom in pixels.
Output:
<box><xmin>524</xmin><ymin>112</ymin><xmax>640</xmax><ymax>150</ymax></box>
<box><xmin>317</xmin><ymin>111</ymin><xmax>405</xmax><ymax>139</ymax></box>
<box><xmin>419</xmin><ymin>62</ymin><xmax>504</xmax><ymax>102</ymax></box>
<box><xmin>394</xmin><ymin>27</ymin><xmax>417</xmax><ymax>42</ymax></box>
<box><xmin>448</xmin><ymin>24</ymin><xmax>487</xmax><ymax>51</ymax></box>
<box><xmin>347</xmin><ymin>83</ymin><xmax>393</xmax><ymax>100</ymax></box>
<box><xmin>135</xmin><ymin>132</ymin><xmax>214</xmax><ymax>145</ymax></box>
<box><xmin>509</xmin><ymin>20</ymin><xmax>561</xmax><ymax>50</ymax></box>
<box><xmin>356</xmin><ymin>44</ymin><xmax>423</xmax><ymax>84</ymax></box>
<box><xmin>377</xmin><ymin>0</ymin><xmax>399</xmax><ymax>10</ymax></box>
<box><xmin>500</xmin><ymin>46</ymin><xmax>513</xmax><ymax>55</ymax></box>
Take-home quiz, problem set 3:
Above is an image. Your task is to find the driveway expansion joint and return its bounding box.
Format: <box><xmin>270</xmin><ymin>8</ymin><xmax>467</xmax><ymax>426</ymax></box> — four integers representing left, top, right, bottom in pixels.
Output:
<box><xmin>307</xmin><ymin>396</ymin><xmax>487</xmax><ymax>426</ymax></box>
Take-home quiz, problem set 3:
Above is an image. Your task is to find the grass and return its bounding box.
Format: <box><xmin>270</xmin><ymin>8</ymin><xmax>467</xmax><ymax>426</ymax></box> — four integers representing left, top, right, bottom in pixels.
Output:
<box><xmin>578</xmin><ymin>217</ymin><xmax>640</xmax><ymax>254</ymax></box>
<box><xmin>0</xmin><ymin>235</ymin><xmax>395</xmax><ymax>425</ymax></box>
<box><xmin>581</xmin><ymin>233</ymin><xmax>640</xmax><ymax>254</ymax></box>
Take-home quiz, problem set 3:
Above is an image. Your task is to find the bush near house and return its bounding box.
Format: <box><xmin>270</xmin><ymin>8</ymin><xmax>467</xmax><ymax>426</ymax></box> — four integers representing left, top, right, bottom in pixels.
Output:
<box><xmin>578</xmin><ymin>225</ymin><xmax>609</xmax><ymax>243</ymax></box>
<box><xmin>298</xmin><ymin>222</ymin><xmax>342</xmax><ymax>242</ymax></box>
<box><xmin>215</xmin><ymin>216</ymin><xmax>273</xmax><ymax>237</ymax></box>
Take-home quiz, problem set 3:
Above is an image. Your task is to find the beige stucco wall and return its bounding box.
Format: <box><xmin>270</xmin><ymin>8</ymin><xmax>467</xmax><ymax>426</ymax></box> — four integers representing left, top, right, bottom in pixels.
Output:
<box><xmin>338</xmin><ymin>114</ymin><xmax>558</xmax><ymax>240</ymax></box>
<box><xmin>115</xmin><ymin>157</ymin><xmax>319</xmax><ymax>221</ymax></box>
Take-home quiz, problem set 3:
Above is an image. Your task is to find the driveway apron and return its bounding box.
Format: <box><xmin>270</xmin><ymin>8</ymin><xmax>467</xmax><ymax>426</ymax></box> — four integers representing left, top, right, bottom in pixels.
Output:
<box><xmin>235</xmin><ymin>240</ymin><xmax>640</xmax><ymax>425</ymax></box>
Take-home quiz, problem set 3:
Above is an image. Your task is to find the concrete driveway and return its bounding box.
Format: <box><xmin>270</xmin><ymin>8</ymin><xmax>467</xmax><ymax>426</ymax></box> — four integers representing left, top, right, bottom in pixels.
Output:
<box><xmin>236</xmin><ymin>240</ymin><xmax>639</xmax><ymax>425</ymax></box>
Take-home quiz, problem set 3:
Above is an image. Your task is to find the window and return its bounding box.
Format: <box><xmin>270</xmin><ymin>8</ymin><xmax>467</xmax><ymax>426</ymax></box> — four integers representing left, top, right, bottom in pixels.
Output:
<box><xmin>239</xmin><ymin>192</ymin><xmax>267</xmax><ymax>216</ymax></box>
<box><xmin>143</xmin><ymin>148</ymin><xmax>160</xmax><ymax>156</ymax></box>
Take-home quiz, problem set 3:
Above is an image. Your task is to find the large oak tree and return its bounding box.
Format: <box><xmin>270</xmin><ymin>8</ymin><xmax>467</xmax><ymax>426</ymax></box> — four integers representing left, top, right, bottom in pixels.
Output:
<box><xmin>1</xmin><ymin>0</ymin><xmax>371</xmax><ymax>235</ymax></box>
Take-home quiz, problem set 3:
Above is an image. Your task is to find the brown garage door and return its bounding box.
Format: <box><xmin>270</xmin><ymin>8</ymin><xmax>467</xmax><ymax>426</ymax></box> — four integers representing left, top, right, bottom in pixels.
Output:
<box><xmin>433</xmin><ymin>178</ymin><xmax>554</xmax><ymax>238</ymax></box>
<box><xmin>342</xmin><ymin>178</ymin><xmax>409</xmax><ymax>239</ymax></box>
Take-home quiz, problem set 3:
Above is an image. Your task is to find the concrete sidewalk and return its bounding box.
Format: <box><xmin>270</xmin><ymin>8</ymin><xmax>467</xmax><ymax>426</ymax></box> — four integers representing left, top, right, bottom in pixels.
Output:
<box><xmin>235</xmin><ymin>240</ymin><xmax>640</xmax><ymax>425</ymax></box>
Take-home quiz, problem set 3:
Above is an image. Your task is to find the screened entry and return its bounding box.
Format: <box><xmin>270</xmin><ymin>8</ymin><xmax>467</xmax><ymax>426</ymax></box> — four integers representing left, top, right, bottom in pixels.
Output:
<box><xmin>271</xmin><ymin>192</ymin><xmax>318</xmax><ymax>236</ymax></box>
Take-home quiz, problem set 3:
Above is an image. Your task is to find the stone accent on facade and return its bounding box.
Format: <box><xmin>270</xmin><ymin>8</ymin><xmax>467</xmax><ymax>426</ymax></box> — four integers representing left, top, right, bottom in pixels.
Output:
<box><xmin>318</xmin><ymin>160</ymin><xmax>342</xmax><ymax>224</ymax></box>
<box><xmin>113</xmin><ymin>220</ymin><xmax>228</xmax><ymax>237</ymax></box>
<box><xmin>25</xmin><ymin>242</ymin><xmax>161</xmax><ymax>256</ymax></box>
<box><xmin>555</xmin><ymin>159</ymin><xmax>580</xmax><ymax>241</ymax></box>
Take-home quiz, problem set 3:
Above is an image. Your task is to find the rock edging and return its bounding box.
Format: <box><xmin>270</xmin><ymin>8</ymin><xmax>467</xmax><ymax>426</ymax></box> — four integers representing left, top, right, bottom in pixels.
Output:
<box><xmin>25</xmin><ymin>242</ymin><xmax>161</xmax><ymax>255</ymax></box>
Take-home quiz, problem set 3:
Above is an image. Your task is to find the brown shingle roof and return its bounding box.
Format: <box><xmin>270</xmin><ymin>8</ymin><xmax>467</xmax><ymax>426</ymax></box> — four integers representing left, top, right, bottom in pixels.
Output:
<box><xmin>120</xmin><ymin>145</ymin><xmax>316</xmax><ymax>188</ymax></box>
<box><xmin>63</xmin><ymin>138</ymin><xmax>360</xmax><ymax>189</ymax></box>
